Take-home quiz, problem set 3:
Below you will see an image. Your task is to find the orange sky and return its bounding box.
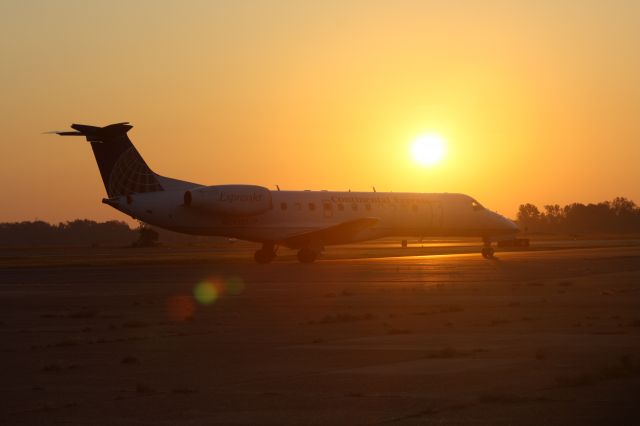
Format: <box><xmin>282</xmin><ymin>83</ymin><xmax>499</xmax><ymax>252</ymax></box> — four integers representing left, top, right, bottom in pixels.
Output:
<box><xmin>1</xmin><ymin>1</ymin><xmax>639</xmax><ymax>223</ymax></box>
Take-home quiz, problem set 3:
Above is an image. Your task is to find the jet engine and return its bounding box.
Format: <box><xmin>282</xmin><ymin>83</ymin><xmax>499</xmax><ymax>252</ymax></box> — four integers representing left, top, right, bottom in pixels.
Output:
<box><xmin>183</xmin><ymin>185</ymin><xmax>272</xmax><ymax>216</ymax></box>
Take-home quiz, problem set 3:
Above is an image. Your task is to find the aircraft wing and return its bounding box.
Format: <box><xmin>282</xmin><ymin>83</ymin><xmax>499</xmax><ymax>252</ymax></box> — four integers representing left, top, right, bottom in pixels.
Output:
<box><xmin>282</xmin><ymin>217</ymin><xmax>379</xmax><ymax>248</ymax></box>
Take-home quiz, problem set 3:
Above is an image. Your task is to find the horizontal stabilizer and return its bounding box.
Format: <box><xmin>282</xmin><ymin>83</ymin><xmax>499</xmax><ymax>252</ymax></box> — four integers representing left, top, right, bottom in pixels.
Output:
<box><xmin>51</xmin><ymin>131</ymin><xmax>84</xmax><ymax>136</ymax></box>
<box><xmin>102</xmin><ymin>197</ymin><xmax>121</xmax><ymax>207</ymax></box>
<box><xmin>50</xmin><ymin>122</ymin><xmax>132</xmax><ymax>141</ymax></box>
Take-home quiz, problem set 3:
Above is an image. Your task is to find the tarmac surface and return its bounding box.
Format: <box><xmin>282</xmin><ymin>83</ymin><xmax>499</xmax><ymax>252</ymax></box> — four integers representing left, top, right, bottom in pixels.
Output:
<box><xmin>1</xmin><ymin>242</ymin><xmax>640</xmax><ymax>424</ymax></box>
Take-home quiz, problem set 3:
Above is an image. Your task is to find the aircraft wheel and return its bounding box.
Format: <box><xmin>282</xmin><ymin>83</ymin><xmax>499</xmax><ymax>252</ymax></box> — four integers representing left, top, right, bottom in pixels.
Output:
<box><xmin>254</xmin><ymin>248</ymin><xmax>276</xmax><ymax>264</ymax></box>
<box><xmin>297</xmin><ymin>248</ymin><xmax>318</xmax><ymax>263</ymax></box>
<box><xmin>481</xmin><ymin>246</ymin><xmax>494</xmax><ymax>259</ymax></box>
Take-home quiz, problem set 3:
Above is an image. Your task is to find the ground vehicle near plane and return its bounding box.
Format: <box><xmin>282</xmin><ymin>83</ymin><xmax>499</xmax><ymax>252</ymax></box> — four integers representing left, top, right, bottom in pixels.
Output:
<box><xmin>53</xmin><ymin>122</ymin><xmax>519</xmax><ymax>263</ymax></box>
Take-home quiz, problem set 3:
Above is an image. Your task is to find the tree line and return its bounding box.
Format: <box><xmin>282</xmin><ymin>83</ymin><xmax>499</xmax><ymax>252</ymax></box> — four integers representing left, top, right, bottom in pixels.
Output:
<box><xmin>0</xmin><ymin>220</ymin><xmax>138</xmax><ymax>247</ymax></box>
<box><xmin>0</xmin><ymin>220</ymin><xmax>220</xmax><ymax>247</ymax></box>
<box><xmin>517</xmin><ymin>197</ymin><xmax>640</xmax><ymax>234</ymax></box>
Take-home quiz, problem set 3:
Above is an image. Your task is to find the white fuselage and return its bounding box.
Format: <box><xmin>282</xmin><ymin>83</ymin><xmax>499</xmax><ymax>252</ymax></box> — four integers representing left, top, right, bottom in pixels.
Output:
<box><xmin>53</xmin><ymin>121</ymin><xmax>518</xmax><ymax>261</ymax></box>
<box><xmin>106</xmin><ymin>187</ymin><xmax>518</xmax><ymax>247</ymax></box>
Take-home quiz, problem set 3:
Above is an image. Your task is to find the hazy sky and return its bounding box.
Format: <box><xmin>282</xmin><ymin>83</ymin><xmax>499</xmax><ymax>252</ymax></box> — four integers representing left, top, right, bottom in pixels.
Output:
<box><xmin>1</xmin><ymin>0</ymin><xmax>639</xmax><ymax>223</ymax></box>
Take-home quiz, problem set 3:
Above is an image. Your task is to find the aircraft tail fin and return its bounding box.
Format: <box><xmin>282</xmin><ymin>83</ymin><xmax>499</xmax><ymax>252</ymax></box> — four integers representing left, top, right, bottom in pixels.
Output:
<box><xmin>53</xmin><ymin>122</ymin><xmax>163</xmax><ymax>197</ymax></box>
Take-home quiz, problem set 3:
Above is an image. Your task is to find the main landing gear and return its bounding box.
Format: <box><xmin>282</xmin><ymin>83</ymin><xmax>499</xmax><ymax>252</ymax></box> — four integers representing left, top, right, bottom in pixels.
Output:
<box><xmin>481</xmin><ymin>238</ymin><xmax>495</xmax><ymax>259</ymax></box>
<box><xmin>254</xmin><ymin>243</ymin><xmax>277</xmax><ymax>264</ymax></box>
<box><xmin>297</xmin><ymin>247</ymin><xmax>319</xmax><ymax>263</ymax></box>
<box><xmin>253</xmin><ymin>243</ymin><xmax>322</xmax><ymax>264</ymax></box>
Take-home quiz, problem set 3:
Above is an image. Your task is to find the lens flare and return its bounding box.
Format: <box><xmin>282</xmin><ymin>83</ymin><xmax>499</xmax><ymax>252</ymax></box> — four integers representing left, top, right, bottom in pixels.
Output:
<box><xmin>166</xmin><ymin>295</ymin><xmax>195</xmax><ymax>322</ymax></box>
<box><xmin>225</xmin><ymin>276</ymin><xmax>245</xmax><ymax>295</ymax></box>
<box><xmin>193</xmin><ymin>281</ymin><xmax>219</xmax><ymax>305</ymax></box>
<box><xmin>191</xmin><ymin>276</ymin><xmax>245</xmax><ymax>308</ymax></box>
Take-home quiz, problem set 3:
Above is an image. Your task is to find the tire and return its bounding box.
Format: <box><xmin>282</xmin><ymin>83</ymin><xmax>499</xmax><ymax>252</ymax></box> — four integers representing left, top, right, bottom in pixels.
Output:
<box><xmin>254</xmin><ymin>249</ymin><xmax>274</xmax><ymax>264</ymax></box>
<box><xmin>481</xmin><ymin>247</ymin><xmax>494</xmax><ymax>259</ymax></box>
<box><xmin>297</xmin><ymin>248</ymin><xmax>318</xmax><ymax>263</ymax></box>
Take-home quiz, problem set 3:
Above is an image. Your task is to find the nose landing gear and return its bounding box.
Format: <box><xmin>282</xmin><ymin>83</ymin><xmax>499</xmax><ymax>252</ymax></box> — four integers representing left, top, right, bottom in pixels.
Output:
<box><xmin>254</xmin><ymin>243</ymin><xmax>277</xmax><ymax>264</ymax></box>
<box><xmin>481</xmin><ymin>238</ymin><xmax>495</xmax><ymax>259</ymax></box>
<box><xmin>481</xmin><ymin>246</ymin><xmax>495</xmax><ymax>259</ymax></box>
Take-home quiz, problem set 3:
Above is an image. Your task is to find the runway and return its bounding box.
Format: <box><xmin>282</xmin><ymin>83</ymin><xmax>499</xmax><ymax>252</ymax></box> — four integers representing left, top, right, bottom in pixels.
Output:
<box><xmin>1</xmin><ymin>244</ymin><xmax>640</xmax><ymax>424</ymax></box>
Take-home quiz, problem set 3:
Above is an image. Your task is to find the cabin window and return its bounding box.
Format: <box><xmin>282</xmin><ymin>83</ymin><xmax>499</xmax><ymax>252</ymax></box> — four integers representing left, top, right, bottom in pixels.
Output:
<box><xmin>351</xmin><ymin>203</ymin><xmax>358</xmax><ymax>211</ymax></box>
<box><xmin>280</xmin><ymin>202</ymin><xmax>287</xmax><ymax>210</ymax></box>
<box><xmin>309</xmin><ymin>202</ymin><xmax>316</xmax><ymax>211</ymax></box>
<box><xmin>471</xmin><ymin>200</ymin><xmax>484</xmax><ymax>211</ymax></box>
<box><xmin>365</xmin><ymin>203</ymin><xmax>371</xmax><ymax>211</ymax></box>
<box><xmin>337</xmin><ymin>203</ymin><xmax>344</xmax><ymax>211</ymax></box>
<box><xmin>323</xmin><ymin>203</ymin><xmax>332</xmax><ymax>211</ymax></box>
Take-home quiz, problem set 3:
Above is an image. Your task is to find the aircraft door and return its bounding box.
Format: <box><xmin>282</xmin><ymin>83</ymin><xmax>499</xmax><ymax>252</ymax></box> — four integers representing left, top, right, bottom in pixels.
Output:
<box><xmin>322</xmin><ymin>202</ymin><xmax>333</xmax><ymax>218</ymax></box>
<box><xmin>418</xmin><ymin>202</ymin><xmax>433</xmax><ymax>232</ymax></box>
<box><xmin>432</xmin><ymin>201</ymin><xmax>443</xmax><ymax>230</ymax></box>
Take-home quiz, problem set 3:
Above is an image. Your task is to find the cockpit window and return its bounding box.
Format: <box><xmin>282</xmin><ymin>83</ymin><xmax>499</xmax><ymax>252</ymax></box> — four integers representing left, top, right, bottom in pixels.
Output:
<box><xmin>471</xmin><ymin>199</ymin><xmax>484</xmax><ymax>211</ymax></box>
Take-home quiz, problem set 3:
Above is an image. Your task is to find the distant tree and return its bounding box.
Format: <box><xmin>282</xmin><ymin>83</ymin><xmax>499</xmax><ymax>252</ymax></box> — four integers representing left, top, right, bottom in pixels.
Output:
<box><xmin>609</xmin><ymin>197</ymin><xmax>639</xmax><ymax>231</ymax></box>
<box><xmin>543</xmin><ymin>204</ymin><xmax>562</xmax><ymax>220</ymax></box>
<box><xmin>565</xmin><ymin>203</ymin><xmax>610</xmax><ymax>233</ymax></box>
<box><xmin>132</xmin><ymin>223</ymin><xmax>160</xmax><ymax>247</ymax></box>
<box><xmin>517</xmin><ymin>203</ymin><xmax>541</xmax><ymax>231</ymax></box>
<box><xmin>542</xmin><ymin>204</ymin><xmax>563</xmax><ymax>232</ymax></box>
<box><xmin>610</xmin><ymin>197</ymin><xmax>636</xmax><ymax>216</ymax></box>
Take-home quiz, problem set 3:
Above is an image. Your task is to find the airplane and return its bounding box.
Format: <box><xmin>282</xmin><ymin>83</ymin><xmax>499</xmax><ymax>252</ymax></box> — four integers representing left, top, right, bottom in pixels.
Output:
<box><xmin>52</xmin><ymin>122</ymin><xmax>519</xmax><ymax>263</ymax></box>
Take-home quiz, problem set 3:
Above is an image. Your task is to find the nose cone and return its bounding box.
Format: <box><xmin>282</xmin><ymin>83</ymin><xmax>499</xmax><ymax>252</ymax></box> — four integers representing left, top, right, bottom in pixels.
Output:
<box><xmin>505</xmin><ymin>217</ymin><xmax>520</xmax><ymax>233</ymax></box>
<box><xmin>489</xmin><ymin>211</ymin><xmax>519</xmax><ymax>234</ymax></box>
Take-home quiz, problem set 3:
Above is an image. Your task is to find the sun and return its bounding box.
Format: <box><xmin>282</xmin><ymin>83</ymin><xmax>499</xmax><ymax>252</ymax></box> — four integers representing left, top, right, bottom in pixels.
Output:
<box><xmin>411</xmin><ymin>134</ymin><xmax>446</xmax><ymax>166</ymax></box>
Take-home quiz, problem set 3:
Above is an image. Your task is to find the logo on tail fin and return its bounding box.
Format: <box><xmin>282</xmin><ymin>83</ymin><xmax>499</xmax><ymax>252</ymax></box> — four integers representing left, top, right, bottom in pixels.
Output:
<box><xmin>107</xmin><ymin>146</ymin><xmax>163</xmax><ymax>196</ymax></box>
